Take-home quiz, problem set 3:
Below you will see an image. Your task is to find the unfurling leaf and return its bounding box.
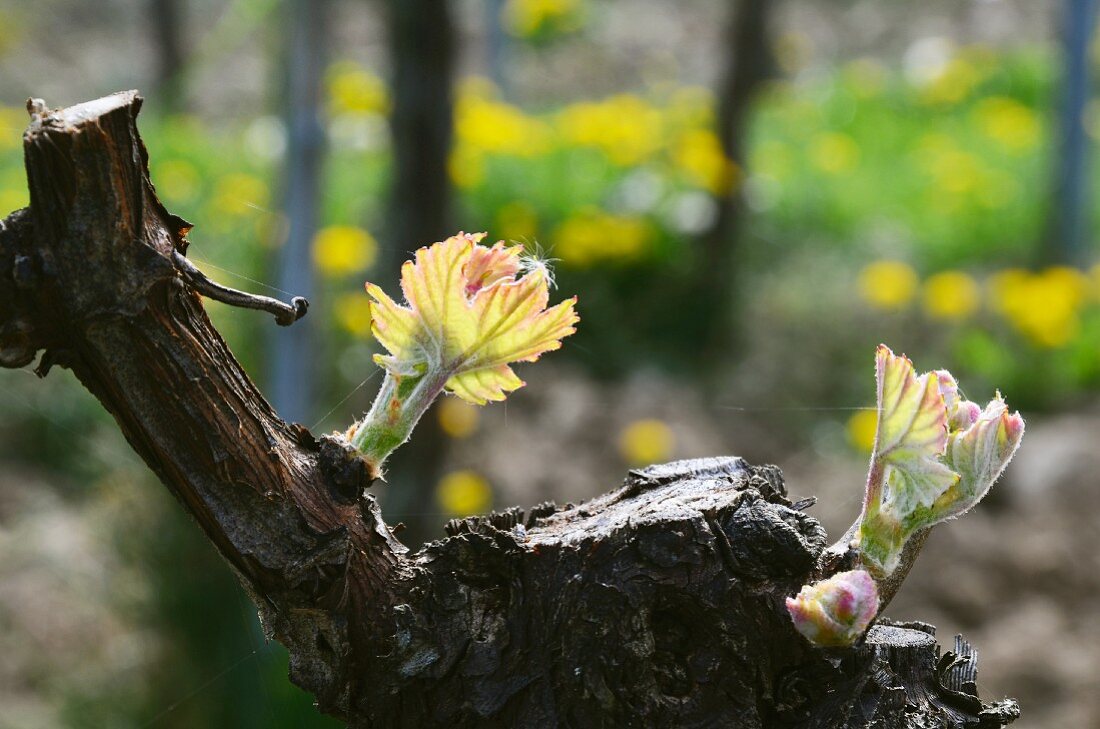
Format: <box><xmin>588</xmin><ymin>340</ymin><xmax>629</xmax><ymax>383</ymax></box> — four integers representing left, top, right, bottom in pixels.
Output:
<box><xmin>937</xmin><ymin>395</ymin><xmax>1025</xmax><ymax>522</ymax></box>
<box><xmin>348</xmin><ymin>232</ymin><xmax>578</xmax><ymax>473</ymax></box>
<box><xmin>862</xmin><ymin>345</ymin><xmax>958</xmax><ymax>521</ymax></box>
<box><xmin>786</xmin><ymin>570</ymin><xmax>879</xmax><ymax>647</ymax></box>
<box><xmin>367</xmin><ymin>232</ymin><xmax>578</xmax><ymax>404</ymax></box>
<box><xmin>856</xmin><ymin>345</ymin><xmax>1024</xmax><ymax>576</ymax></box>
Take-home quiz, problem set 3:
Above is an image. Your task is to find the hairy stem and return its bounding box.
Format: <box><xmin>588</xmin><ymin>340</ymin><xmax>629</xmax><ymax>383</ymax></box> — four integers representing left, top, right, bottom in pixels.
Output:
<box><xmin>349</xmin><ymin>368</ymin><xmax>449</xmax><ymax>471</ymax></box>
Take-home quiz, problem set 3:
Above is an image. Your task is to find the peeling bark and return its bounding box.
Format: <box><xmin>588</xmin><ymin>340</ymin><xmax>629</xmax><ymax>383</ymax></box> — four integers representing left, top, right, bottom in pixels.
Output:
<box><xmin>0</xmin><ymin>92</ymin><xmax>1018</xmax><ymax>727</ymax></box>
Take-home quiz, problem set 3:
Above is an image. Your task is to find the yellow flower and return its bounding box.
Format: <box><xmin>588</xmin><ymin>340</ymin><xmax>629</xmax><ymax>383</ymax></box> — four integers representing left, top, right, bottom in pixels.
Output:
<box><xmin>809</xmin><ymin>132</ymin><xmax>860</xmax><ymax>175</ymax></box>
<box><xmin>438</xmin><ymin>397</ymin><xmax>480</xmax><ymax>438</ymax></box>
<box><xmin>846</xmin><ymin>409</ymin><xmax>878</xmax><ymax>453</ymax></box>
<box><xmin>154</xmin><ymin>159</ymin><xmax>201</xmax><ymax>204</ymax></box>
<box><xmin>436</xmin><ymin>470</ymin><xmax>493</xmax><ymax>516</ymax></box>
<box><xmin>334</xmin><ymin>292</ymin><xmax>373</xmax><ymax>336</ymax></box>
<box><xmin>313</xmin><ymin>225</ymin><xmax>378</xmax><ymax>276</ymax></box>
<box><xmin>972</xmin><ymin>97</ymin><xmax>1040</xmax><ymax>153</ymax></box>
<box><xmin>922</xmin><ymin>270</ymin><xmax>981</xmax><ymax>321</ymax></box>
<box><xmin>552</xmin><ymin>209</ymin><xmax>653</xmax><ymax>268</ymax></box>
<box><xmin>455</xmin><ymin>95</ymin><xmax>551</xmax><ymax>157</ymax></box>
<box><xmin>327</xmin><ymin>62</ymin><xmax>390</xmax><ymax>116</ymax></box>
<box><xmin>618</xmin><ymin>419</ymin><xmax>675</xmax><ymax>466</ymax></box>
<box><xmin>858</xmin><ymin>261</ymin><xmax>919</xmax><ymax>311</ymax></box>
<box><xmin>1043</xmin><ymin>266</ymin><xmax>1089</xmax><ymax>307</ymax></box>
<box><xmin>1030</xmin><ymin>317</ymin><xmax>1077</xmax><ymax>348</ymax></box>
<box><xmin>988</xmin><ymin>267</ymin><xmax>1088</xmax><ymax>348</ymax></box>
<box><xmin>672</xmin><ymin>129</ymin><xmax>739</xmax><ymax>195</ymax></box>
<box><xmin>557</xmin><ymin>95</ymin><xmax>664</xmax><ymax>166</ymax></box>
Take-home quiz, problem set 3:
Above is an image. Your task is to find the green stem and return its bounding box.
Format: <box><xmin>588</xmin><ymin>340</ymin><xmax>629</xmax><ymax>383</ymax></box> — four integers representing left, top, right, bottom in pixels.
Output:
<box><xmin>350</xmin><ymin>367</ymin><xmax>450</xmax><ymax>472</ymax></box>
<box><xmin>857</xmin><ymin>508</ymin><xmax>909</xmax><ymax>576</ymax></box>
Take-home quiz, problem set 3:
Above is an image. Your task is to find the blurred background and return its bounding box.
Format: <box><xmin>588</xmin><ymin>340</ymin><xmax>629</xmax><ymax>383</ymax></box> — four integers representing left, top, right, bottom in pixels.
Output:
<box><xmin>1</xmin><ymin>0</ymin><xmax>1098</xmax><ymax>726</ymax></box>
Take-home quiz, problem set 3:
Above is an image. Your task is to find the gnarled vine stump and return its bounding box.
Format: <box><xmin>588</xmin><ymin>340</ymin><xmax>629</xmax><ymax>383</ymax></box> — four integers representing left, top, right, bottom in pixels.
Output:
<box><xmin>0</xmin><ymin>92</ymin><xmax>1018</xmax><ymax>728</ymax></box>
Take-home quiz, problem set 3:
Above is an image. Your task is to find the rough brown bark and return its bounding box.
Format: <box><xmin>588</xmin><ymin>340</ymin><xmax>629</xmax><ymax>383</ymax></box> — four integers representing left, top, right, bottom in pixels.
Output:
<box><xmin>0</xmin><ymin>93</ymin><xmax>1018</xmax><ymax>728</ymax></box>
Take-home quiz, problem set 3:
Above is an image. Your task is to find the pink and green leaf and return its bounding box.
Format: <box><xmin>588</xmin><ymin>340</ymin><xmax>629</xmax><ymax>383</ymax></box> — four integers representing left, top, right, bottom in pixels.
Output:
<box><xmin>857</xmin><ymin>345</ymin><xmax>1024</xmax><ymax>576</ymax></box>
<box><xmin>350</xmin><ymin>232</ymin><xmax>578</xmax><ymax>471</ymax></box>
<box><xmin>365</xmin><ymin>231</ymin><xmax>578</xmax><ymax>405</ymax></box>
<box><xmin>927</xmin><ymin>396</ymin><xmax>1024</xmax><ymax>524</ymax></box>
<box><xmin>463</xmin><ymin>237</ymin><xmax>523</xmax><ymax>296</ymax></box>
<box><xmin>863</xmin><ymin>345</ymin><xmax>958</xmax><ymax>520</ymax></box>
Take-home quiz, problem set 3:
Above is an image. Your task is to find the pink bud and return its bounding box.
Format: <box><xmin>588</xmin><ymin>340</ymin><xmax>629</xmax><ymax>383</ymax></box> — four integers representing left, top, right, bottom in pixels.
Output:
<box><xmin>950</xmin><ymin>400</ymin><xmax>981</xmax><ymax>431</ymax></box>
<box><xmin>786</xmin><ymin>570</ymin><xmax>879</xmax><ymax>647</ymax></box>
<box><xmin>1004</xmin><ymin>410</ymin><xmax>1025</xmax><ymax>442</ymax></box>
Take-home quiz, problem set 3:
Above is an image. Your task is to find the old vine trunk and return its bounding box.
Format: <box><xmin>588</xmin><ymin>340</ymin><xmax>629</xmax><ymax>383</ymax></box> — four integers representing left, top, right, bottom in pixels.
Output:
<box><xmin>0</xmin><ymin>93</ymin><xmax>1019</xmax><ymax>728</ymax></box>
